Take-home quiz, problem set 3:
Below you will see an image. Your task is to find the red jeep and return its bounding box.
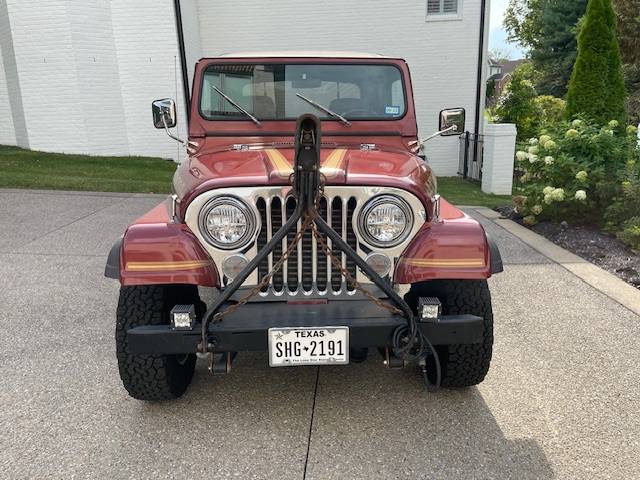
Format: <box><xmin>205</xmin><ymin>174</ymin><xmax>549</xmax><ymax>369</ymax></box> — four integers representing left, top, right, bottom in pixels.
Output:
<box><xmin>105</xmin><ymin>52</ymin><xmax>502</xmax><ymax>401</ymax></box>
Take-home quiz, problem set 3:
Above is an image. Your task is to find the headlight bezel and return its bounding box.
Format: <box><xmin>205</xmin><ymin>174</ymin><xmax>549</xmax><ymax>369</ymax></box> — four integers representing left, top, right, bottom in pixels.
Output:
<box><xmin>358</xmin><ymin>194</ymin><xmax>414</xmax><ymax>248</ymax></box>
<box><xmin>198</xmin><ymin>195</ymin><xmax>257</xmax><ymax>250</ymax></box>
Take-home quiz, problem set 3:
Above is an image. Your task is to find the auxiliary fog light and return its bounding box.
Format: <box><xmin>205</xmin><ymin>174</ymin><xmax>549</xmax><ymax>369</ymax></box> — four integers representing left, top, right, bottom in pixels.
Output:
<box><xmin>170</xmin><ymin>304</ymin><xmax>196</xmax><ymax>330</ymax></box>
<box><xmin>365</xmin><ymin>252</ymin><xmax>392</xmax><ymax>278</ymax></box>
<box><xmin>222</xmin><ymin>254</ymin><xmax>249</xmax><ymax>281</ymax></box>
<box><xmin>418</xmin><ymin>297</ymin><xmax>442</xmax><ymax>322</ymax></box>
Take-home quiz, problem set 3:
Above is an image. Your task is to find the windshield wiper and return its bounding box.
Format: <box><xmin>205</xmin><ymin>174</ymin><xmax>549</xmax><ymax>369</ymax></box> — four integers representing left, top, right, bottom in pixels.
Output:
<box><xmin>211</xmin><ymin>86</ymin><xmax>261</xmax><ymax>126</ymax></box>
<box><xmin>295</xmin><ymin>93</ymin><xmax>351</xmax><ymax>126</ymax></box>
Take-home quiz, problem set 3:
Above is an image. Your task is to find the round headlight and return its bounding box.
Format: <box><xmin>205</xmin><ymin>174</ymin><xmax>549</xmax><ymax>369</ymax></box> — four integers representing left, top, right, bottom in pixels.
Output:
<box><xmin>359</xmin><ymin>195</ymin><xmax>413</xmax><ymax>247</ymax></box>
<box><xmin>199</xmin><ymin>196</ymin><xmax>256</xmax><ymax>250</ymax></box>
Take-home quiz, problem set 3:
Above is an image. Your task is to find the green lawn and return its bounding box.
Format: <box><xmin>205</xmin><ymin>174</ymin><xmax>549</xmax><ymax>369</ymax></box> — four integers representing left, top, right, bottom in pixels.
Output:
<box><xmin>0</xmin><ymin>145</ymin><xmax>175</xmax><ymax>193</ymax></box>
<box><xmin>0</xmin><ymin>145</ymin><xmax>513</xmax><ymax>207</ymax></box>
<box><xmin>437</xmin><ymin>176</ymin><xmax>513</xmax><ymax>208</ymax></box>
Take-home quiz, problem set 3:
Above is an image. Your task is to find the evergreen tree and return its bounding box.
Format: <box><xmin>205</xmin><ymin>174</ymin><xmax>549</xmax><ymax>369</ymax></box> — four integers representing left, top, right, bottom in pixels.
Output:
<box><xmin>566</xmin><ymin>0</ymin><xmax>627</xmax><ymax>124</ymax></box>
<box><xmin>505</xmin><ymin>0</ymin><xmax>587</xmax><ymax>97</ymax></box>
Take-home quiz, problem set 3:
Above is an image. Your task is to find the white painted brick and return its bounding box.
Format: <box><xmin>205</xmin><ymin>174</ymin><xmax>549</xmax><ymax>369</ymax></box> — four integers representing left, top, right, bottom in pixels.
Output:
<box><xmin>194</xmin><ymin>0</ymin><xmax>488</xmax><ymax>175</ymax></box>
<box><xmin>481</xmin><ymin>122</ymin><xmax>516</xmax><ymax>195</ymax></box>
<box><xmin>1</xmin><ymin>0</ymin><xmax>488</xmax><ymax>171</ymax></box>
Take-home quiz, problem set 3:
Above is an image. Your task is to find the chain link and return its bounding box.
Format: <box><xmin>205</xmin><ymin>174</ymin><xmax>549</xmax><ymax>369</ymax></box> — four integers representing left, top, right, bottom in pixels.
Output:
<box><xmin>210</xmin><ymin>188</ymin><xmax>402</xmax><ymax>323</ymax></box>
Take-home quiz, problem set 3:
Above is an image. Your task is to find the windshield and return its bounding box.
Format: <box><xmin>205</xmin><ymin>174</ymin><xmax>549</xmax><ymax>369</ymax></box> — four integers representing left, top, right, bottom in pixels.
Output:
<box><xmin>200</xmin><ymin>63</ymin><xmax>406</xmax><ymax>121</ymax></box>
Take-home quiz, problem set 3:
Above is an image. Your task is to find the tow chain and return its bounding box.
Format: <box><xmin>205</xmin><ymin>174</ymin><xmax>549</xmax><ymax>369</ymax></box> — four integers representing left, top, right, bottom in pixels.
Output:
<box><xmin>209</xmin><ymin>193</ymin><xmax>402</xmax><ymax>325</ymax></box>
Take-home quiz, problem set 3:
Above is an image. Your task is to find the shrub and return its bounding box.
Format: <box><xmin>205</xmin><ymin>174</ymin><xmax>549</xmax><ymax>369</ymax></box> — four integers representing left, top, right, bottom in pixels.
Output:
<box><xmin>493</xmin><ymin>63</ymin><xmax>540</xmax><ymax>140</ymax></box>
<box><xmin>533</xmin><ymin>96</ymin><xmax>566</xmax><ymax>128</ymax></box>
<box><xmin>618</xmin><ymin>217</ymin><xmax>640</xmax><ymax>251</ymax></box>
<box><xmin>514</xmin><ymin>118</ymin><xmax>639</xmax><ymax>226</ymax></box>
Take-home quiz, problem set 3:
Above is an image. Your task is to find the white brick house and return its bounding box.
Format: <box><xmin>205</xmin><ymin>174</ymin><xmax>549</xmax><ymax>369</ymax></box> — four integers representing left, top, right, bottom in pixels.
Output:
<box><xmin>0</xmin><ymin>0</ymin><xmax>491</xmax><ymax>175</ymax></box>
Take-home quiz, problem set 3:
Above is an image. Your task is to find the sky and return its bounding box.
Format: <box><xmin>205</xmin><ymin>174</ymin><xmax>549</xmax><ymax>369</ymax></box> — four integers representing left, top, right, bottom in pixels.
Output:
<box><xmin>489</xmin><ymin>0</ymin><xmax>527</xmax><ymax>59</ymax></box>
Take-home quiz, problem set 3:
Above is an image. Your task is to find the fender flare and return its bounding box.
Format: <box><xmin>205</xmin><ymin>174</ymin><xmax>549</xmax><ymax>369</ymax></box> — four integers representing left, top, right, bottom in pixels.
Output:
<box><xmin>486</xmin><ymin>231</ymin><xmax>504</xmax><ymax>274</ymax></box>
<box><xmin>104</xmin><ymin>236</ymin><xmax>122</xmax><ymax>279</ymax></box>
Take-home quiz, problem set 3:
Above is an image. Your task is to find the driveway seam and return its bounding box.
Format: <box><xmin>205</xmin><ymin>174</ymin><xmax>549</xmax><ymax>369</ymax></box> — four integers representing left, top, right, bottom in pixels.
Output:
<box><xmin>474</xmin><ymin>207</ymin><xmax>640</xmax><ymax>317</ymax></box>
<box><xmin>17</xmin><ymin>196</ymin><xmax>131</xmax><ymax>250</ymax></box>
<box><xmin>302</xmin><ymin>367</ymin><xmax>320</xmax><ymax>480</ymax></box>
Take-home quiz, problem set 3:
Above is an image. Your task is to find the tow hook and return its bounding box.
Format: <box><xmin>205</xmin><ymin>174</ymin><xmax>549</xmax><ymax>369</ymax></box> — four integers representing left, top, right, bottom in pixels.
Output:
<box><xmin>381</xmin><ymin>346</ymin><xmax>404</xmax><ymax>369</ymax></box>
<box><xmin>208</xmin><ymin>352</ymin><xmax>237</xmax><ymax>375</ymax></box>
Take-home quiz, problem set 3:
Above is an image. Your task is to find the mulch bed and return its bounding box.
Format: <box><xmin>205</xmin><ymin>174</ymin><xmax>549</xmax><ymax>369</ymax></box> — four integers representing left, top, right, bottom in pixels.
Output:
<box><xmin>495</xmin><ymin>206</ymin><xmax>640</xmax><ymax>290</ymax></box>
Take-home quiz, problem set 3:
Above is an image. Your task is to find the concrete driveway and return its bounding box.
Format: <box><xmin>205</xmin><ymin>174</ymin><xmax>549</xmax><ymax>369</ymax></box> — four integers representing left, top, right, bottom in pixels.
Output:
<box><xmin>1</xmin><ymin>189</ymin><xmax>639</xmax><ymax>479</ymax></box>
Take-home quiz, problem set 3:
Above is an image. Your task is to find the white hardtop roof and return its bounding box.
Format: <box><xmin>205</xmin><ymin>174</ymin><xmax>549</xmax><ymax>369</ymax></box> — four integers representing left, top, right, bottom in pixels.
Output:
<box><xmin>215</xmin><ymin>50</ymin><xmax>394</xmax><ymax>59</ymax></box>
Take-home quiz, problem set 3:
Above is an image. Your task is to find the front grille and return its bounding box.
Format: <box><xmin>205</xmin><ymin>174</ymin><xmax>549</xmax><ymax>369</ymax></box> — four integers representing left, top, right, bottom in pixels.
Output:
<box><xmin>256</xmin><ymin>195</ymin><xmax>358</xmax><ymax>295</ymax></box>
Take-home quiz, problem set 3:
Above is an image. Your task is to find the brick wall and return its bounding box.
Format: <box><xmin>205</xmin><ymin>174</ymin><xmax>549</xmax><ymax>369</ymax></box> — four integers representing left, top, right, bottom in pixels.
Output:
<box><xmin>0</xmin><ymin>0</ymin><xmax>489</xmax><ymax>172</ymax></box>
<box><xmin>193</xmin><ymin>0</ymin><xmax>490</xmax><ymax>175</ymax></box>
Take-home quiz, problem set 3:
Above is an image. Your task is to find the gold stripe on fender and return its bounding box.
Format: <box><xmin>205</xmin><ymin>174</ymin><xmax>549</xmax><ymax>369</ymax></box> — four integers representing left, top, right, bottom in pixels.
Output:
<box><xmin>125</xmin><ymin>260</ymin><xmax>212</xmax><ymax>271</ymax></box>
<box><xmin>402</xmin><ymin>258</ymin><xmax>486</xmax><ymax>268</ymax></box>
<box><xmin>264</xmin><ymin>148</ymin><xmax>293</xmax><ymax>178</ymax></box>
<box><xmin>320</xmin><ymin>148</ymin><xmax>348</xmax><ymax>177</ymax></box>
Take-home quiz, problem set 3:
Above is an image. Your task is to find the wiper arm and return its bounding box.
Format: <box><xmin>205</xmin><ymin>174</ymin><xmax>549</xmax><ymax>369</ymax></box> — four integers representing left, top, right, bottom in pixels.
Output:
<box><xmin>295</xmin><ymin>93</ymin><xmax>351</xmax><ymax>126</ymax></box>
<box><xmin>211</xmin><ymin>86</ymin><xmax>261</xmax><ymax>126</ymax></box>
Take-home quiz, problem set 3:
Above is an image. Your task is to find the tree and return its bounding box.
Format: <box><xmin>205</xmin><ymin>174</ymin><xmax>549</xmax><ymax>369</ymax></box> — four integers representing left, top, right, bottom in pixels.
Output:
<box><xmin>613</xmin><ymin>0</ymin><xmax>640</xmax><ymax>122</ymax></box>
<box><xmin>613</xmin><ymin>0</ymin><xmax>640</xmax><ymax>64</ymax></box>
<box><xmin>505</xmin><ymin>0</ymin><xmax>587</xmax><ymax>97</ymax></box>
<box><xmin>566</xmin><ymin>0</ymin><xmax>627</xmax><ymax>124</ymax></box>
<box><xmin>493</xmin><ymin>62</ymin><xmax>541</xmax><ymax>140</ymax></box>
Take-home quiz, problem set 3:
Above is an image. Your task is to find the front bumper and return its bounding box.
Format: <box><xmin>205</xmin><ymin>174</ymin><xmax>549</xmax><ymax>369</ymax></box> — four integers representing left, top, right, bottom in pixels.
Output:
<box><xmin>127</xmin><ymin>300</ymin><xmax>483</xmax><ymax>355</ymax></box>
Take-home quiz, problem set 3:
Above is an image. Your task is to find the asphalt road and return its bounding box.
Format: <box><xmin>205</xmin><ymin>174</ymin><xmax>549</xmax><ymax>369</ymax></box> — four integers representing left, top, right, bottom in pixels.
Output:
<box><xmin>1</xmin><ymin>189</ymin><xmax>639</xmax><ymax>479</ymax></box>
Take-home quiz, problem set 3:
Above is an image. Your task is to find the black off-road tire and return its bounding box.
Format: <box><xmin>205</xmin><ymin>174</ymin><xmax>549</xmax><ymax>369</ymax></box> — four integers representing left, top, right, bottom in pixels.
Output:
<box><xmin>406</xmin><ymin>279</ymin><xmax>493</xmax><ymax>387</ymax></box>
<box><xmin>115</xmin><ymin>284</ymin><xmax>201</xmax><ymax>401</ymax></box>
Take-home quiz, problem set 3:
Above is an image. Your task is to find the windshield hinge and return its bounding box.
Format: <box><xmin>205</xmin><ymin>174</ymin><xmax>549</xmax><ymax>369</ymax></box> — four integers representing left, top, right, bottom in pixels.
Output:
<box><xmin>360</xmin><ymin>143</ymin><xmax>377</xmax><ymax>151</ymax></box>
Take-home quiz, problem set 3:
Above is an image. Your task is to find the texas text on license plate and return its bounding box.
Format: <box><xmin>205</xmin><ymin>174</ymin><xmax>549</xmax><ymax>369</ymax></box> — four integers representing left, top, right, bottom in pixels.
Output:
<box><xmin>268</xmin><ymin>327</ymin><xmax>349</xmax><ymax>367</ymax></box>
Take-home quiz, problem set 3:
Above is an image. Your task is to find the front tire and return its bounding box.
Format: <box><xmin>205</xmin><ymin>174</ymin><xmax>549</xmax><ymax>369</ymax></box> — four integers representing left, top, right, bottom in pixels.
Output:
<box><xmin>406</xmin><ymin>279</ymin><xmax>493</xmax><ymax>387</ymax></box>
<box><xmin>115</xmin><ymin>285</ymin><xmax>200</xmax><ymax>401</ymax></box>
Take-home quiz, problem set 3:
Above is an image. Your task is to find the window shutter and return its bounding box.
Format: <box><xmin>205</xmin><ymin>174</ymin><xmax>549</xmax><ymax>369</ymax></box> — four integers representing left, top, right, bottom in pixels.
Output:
<box><xmin>443</xmin><ymin>0</ymin><xmax>458</xmax><ymax>13</ymax></box>
<box><xmin>427</xmin><ymin>0</ymin><xmax>441</xmax><ymax>14</ymax></box>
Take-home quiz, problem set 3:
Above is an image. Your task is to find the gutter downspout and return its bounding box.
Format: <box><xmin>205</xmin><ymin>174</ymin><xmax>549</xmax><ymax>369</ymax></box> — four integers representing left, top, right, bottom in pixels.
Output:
<box><xmin>173</xmin><ymin>0</ymin><xmax>190</xmax><ymax>125</ymax></box>
<box><xmin>473</xmin><ymin>0</ymin><xmax>488</xmax><ymax>164</ymax></box>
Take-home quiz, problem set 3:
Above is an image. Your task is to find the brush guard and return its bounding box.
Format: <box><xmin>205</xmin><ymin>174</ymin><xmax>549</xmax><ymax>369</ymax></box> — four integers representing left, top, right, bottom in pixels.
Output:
<box><xmin>197</xmin><ymin>115</ymin><xmax>441</xmax><ymax>391</ymax></box>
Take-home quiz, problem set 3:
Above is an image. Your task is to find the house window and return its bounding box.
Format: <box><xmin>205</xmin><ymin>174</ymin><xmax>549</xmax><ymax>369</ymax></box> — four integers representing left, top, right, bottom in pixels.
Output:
<box><xmin>427</xmin><ymin>0</ymin><xmax>459</xmax><ymax>16</ymax></box>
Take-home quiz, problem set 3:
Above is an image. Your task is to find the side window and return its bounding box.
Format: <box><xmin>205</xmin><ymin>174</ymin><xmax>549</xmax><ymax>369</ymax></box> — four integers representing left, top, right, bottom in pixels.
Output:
<box><xmin>426</xmin><ymin>0</ymin><xmax>459</xmax><ymax>17</ymax></box>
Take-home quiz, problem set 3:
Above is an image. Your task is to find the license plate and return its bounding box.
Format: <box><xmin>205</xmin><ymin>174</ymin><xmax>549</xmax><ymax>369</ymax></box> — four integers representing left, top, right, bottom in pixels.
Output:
<box><xmin>268</xmin><ymin>327</ymin><xmax>349</xmax><ymax>367</ymax></box>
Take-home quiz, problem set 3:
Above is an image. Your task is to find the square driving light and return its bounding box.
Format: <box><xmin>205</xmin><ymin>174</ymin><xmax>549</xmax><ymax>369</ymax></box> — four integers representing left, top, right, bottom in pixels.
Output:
<box><xmin>170</xmin><ymin>304</ymin><xmax>196</xmax><ymax>330</ymax></box>
<box><xmin>418</xmin><ymin>297</ymin><xmax>441</xmax><ymax>322</ymax></box>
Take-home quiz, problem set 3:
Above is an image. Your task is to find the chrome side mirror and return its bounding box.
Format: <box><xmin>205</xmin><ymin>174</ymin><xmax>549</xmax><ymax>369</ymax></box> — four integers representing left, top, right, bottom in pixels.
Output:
<box><xmin>439</xmin><ymin>108</ymin><xmax>465</xmax><ymax>136</ymax></box>
<box><xmin>151</xmin><ymin>98</ymin><xmax>197</xmax><ymax>152</ymax></box>
<box><xmin>152</xmin><ymin>98</ymin><xmax>177</xmax><ymax>129</ymax></box>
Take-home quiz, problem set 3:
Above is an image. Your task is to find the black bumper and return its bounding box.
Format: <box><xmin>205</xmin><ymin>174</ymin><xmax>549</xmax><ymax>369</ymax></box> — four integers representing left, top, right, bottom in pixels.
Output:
<box><xmin>127</xmin><ymin>300</ymin><xmax>484</xmax><ymax>355</ymax></box>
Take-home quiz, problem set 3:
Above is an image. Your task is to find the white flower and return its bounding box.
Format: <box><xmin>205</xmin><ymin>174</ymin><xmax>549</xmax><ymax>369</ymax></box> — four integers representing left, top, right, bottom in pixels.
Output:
<box><xmin>544</xmin><ymin>156</ymin><xmax>554</xmax><ymax>165</ymax></box>
<box><xmin>539</xmin><ymin>135</ymin><xmax>552</xmax><ymax>145</ymax></box>
<box><xmin>529</xmin><ymin>154</ymin><xmax>539</xmax><ymax>163</ymax></box>
<box><xmin>544</xmin><ymin>194</ymin><xmax>554</xmax><ymax>204</ymax></box>
<box><xmin>528</xmin><ymin>145</ymin><xmax>539</xmax><ymax>155</ymax></box>
<box><xmin>543</xmin><ymin>140</ymin><xmax>557</xmax><ymax>150</ymax></box>
<box><xmin>552</xmin><ymin>188</ymin><xmax>565</xmax><ymax>201</ymax></box>
<box><xmin>571</xmin><ymin>119</ymin><xmax>583</xmax><ymax>128</ymax></box>
<box><xmin>608</xmin><ymin>120</ymin><xmax>619</xmax><ymax>129</ymax></box>
<box><xmin>604</xmin><ymin>129</ymin><xmax>614</xmax><ymax>136</ymax></box>
<box><xmin>628</xmin><ymin>125</ymin><xmax>638</xmax><ymax>135</ymax></box>
<box><xmin>531</xmin><ymin>205</ymin><xmax>543</xmax><ymax>215</ymax></box>
<box><xmin>543</xmin><ymin>186</ymin><xmax>554</xmax><ymax>195</ymax></box>
<box><xmin>575</xmin><ymin>190</ymin><xmax>587</xmax><ymax>201</ymax></box>
<box><xmin>575</xmin><ymin>170</ymin><xmax>588</xmax><ymax>182</ymax></box>
<box><xmin>529</xmin><ymin>138</ymin><xmax>539</xmax><ymax>145</ymax></box>
<box><xmin>515</xmin><ymin>150</ymin><xmax>528</xmax><ymax>161</ymax></box>
<box><xmin>566</xmin><ymin>129</ymin><xmax>579</xmax><ymax>139</ymax></box>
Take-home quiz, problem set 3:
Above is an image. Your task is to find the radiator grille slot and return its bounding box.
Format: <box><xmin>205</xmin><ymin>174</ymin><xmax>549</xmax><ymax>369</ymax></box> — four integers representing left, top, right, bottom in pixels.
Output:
<box><xmin>255</xmin><ymin>194</ymin><xmax>358</xmax><ymax>295</ymax></box>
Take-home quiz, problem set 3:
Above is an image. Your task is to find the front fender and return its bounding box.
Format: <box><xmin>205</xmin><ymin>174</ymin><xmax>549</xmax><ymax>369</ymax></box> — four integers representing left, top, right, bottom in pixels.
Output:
<box><xmin>394</xmin><ymin>199</ymin><xmax>502</xmax><ymax>283</ymax></box>
<box><xmin>105</xmin><ymin>199</ymin><xmax>219</xmax><ymax>287</ymax></box>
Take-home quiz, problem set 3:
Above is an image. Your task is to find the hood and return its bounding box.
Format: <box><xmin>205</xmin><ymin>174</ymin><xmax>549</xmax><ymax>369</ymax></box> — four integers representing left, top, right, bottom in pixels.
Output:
<box><xmin>175</xmin><ymin>145</ymin><xmax>437</xmax><ymax>213</ymax></box>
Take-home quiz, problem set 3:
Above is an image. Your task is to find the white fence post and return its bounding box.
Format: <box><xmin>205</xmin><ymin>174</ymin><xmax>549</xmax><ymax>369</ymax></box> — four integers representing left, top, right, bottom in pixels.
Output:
<box><xmin>481</xmin><ymin>123</ymin><xmax>517</xmax><ymax>195</ymax></box>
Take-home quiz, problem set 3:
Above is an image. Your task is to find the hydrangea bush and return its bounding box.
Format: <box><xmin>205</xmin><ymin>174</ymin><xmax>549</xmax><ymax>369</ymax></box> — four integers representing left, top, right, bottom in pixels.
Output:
<box><xmin>514</xmin><ymin>118</ymin><xmax>640</xmax><ymax>233</ymax></box>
